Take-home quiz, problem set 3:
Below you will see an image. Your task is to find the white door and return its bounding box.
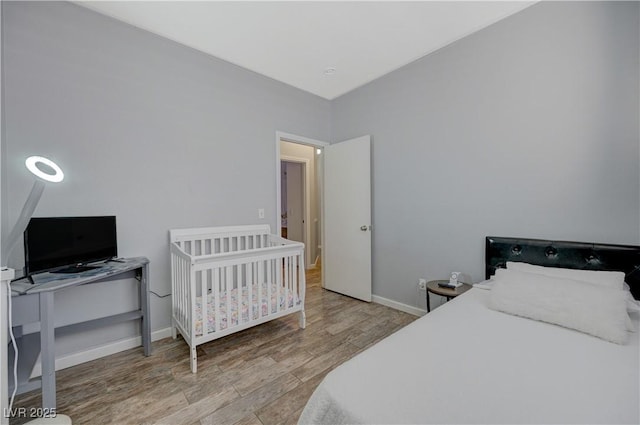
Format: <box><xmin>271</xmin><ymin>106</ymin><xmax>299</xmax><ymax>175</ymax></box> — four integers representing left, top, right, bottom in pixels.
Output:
<box><xmin>285</xmin><ymin>161</ymin><xmax>304</xmax><ymax>243</ymax></box>
<box><xmin>324</xmin><ymin>135</ymin><xmax>371</xmax><ymax>301</ymax></box>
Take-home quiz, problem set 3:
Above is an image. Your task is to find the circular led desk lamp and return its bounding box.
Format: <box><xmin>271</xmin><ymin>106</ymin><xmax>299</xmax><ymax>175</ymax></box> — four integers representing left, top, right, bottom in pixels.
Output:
<box><xmin>1</xmin><ymin>156</ymin><xmax>65</xmax><ymax>265</ymax></box>
<box><xmin>25</xmin><ymin>156</ymin><xmax>64</xmax><ymax>183</ymax></box>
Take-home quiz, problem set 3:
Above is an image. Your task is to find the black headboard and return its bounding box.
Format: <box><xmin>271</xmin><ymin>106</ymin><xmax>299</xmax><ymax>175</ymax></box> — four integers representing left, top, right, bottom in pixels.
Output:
<box><xmin>486</xmin><ymin>237</ymin><xmax>640</xmax><ymax>300</ymax></box>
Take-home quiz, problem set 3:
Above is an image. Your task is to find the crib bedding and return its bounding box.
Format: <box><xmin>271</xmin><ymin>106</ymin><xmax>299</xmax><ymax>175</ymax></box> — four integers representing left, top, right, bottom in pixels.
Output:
<box><xmin>299</xmin><ymin>287</ymin><xmax>640</xmax><ymax>424</ymax></box>
<box><xmin>194</xmin><ymin>282</ymin><xmax>299</xmax><ymax>336</ymax></box>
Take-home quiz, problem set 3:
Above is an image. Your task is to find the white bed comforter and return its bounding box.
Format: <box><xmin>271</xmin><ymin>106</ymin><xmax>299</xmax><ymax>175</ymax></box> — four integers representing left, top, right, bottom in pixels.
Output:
<box><xmin>299</xmin><ymin>288</ymin><xmax>640</xmax><ymax>424</ymax></box>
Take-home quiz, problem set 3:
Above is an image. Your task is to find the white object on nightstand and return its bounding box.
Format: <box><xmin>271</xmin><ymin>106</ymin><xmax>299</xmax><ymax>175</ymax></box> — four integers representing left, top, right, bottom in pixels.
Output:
<box><xmin>449</xmin><ymin>271</ymin><xmax>463</xmax><ymax>288</ymax></box>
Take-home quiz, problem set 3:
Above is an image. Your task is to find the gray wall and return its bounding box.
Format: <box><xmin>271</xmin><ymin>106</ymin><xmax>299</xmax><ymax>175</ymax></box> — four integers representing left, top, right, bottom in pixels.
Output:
<box><xmin>2</xmin><ymin>0</ymin><xmax>639</xmax><ymax>356</ymax></box>
<box><xmin>1</xmin><ymin>1</ymin><xmax>330</xmax><ymax>352</ymax></box>
<box><xmin>331</xmin><ymin>1</ymin><xmax>640</xmax><ymax>310</ymax></box>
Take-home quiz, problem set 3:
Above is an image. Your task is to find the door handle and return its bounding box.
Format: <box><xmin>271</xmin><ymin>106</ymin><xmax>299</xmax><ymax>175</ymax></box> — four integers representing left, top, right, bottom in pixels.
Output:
<box><xmin>360</xmin><ymin>225</ymin><xmax>369</xmax><ymax>231</ymax></box>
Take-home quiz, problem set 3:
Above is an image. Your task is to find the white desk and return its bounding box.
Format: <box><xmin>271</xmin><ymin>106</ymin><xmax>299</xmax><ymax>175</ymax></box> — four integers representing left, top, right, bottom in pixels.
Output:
<box><xmin>7</xmin><ymin>257</ymin><xmax>151</xmax><ymax>410</ymax></box>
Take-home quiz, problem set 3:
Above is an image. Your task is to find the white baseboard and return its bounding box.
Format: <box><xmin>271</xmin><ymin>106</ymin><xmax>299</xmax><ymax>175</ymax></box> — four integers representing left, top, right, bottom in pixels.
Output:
<box><xmin>372</xmin><ymin>295</ymin><xmax>426</xmax><ymax>317</ymax></box>
<box><xmin>30</xmin><ymin>327</ymin><xmax>172</xmax><ymax>378</ymax></box>
<box><xmin>306</xmin><ymin>257</ymin><xmax>320</xmax><ymax>270</ymax></box>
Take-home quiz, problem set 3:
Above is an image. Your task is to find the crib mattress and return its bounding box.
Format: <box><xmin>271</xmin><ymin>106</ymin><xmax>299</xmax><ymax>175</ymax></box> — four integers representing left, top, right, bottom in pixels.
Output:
<box><xmin>194</xmin><ymin>282</ymin><xmax>299</xmax><ymax>336</ymax></box>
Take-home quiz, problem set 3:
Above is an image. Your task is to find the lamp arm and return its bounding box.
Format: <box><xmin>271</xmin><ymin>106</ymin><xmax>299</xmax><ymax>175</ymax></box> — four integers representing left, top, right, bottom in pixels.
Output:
<box><xmin>1</xmin><ymin>180</ymin><xmax>46</xmax><ymax>265</ymax></box>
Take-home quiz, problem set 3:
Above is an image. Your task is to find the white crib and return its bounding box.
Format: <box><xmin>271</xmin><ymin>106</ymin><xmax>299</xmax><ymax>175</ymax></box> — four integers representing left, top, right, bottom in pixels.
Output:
<box><xmin>170</xmin><ymin>224</ymin><xmax>306</xmax><ymax>373</ymax></box>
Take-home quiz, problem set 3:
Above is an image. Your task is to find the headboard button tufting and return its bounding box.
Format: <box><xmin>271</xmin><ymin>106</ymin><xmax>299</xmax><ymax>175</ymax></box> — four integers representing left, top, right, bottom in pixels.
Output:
<box><xmin>587</xmin><ymin>254</ymin><xmax>600</xmax><ymax>265</ymax></box>
<box><xmin>544</xmin><ymin>246</ymin><xmax>558</xmax><ymax>258</ymax></box>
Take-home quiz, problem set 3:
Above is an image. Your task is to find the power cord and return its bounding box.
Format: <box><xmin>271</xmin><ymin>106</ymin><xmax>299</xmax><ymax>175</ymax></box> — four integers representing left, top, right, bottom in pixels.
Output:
<box><xmin>6</xmin><ymin>280</ymin><xmax>18</xmax><ymax>412</ymax></box>
<box><xmin>134</xmin><ymin>272</ymin><xmax>171</xmax><ymax>298</ymax></box>
<box><xmin>149</xmin><ymin>290</ymin><xmax>171</xmax><ymax>299</ymax></box>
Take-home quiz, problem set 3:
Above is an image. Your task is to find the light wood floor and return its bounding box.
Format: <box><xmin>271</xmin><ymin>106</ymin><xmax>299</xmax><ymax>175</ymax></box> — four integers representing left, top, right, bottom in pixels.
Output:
<box><xmin>12</xmin><ymin>268</ymin><xmax>416</xmax><ymax>425</ymax></box>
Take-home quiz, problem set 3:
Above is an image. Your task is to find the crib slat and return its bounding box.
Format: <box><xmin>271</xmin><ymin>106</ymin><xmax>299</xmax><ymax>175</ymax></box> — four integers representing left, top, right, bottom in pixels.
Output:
<box><xmin>199</xmin><ymin>271</ymin><xmax>206</xmax><ymax>336</ymax></box>
<box><xmin>279</xmin><ymin>257</ymin><xmax>285</xmax><ymax>313</ymax></box>
<box><xmin>265</xmin><ymin>260</ymin><xmax>274</xmax><ymax>314</ymax></box>
<box><xmin>179</xmin><ymin>256</ymin><xmax>184</xmax><ymax>330</ymax></box>
<box><xmin>258</xmin><ymin>261</ymin><xmax>263</xmax><ymax>318</ymax></box>
<box><xmin>234</xmin><ymin>264</ymin><xmax>240</xmax><ymax>325</ymax></box>
<box><xmin>184</xmin><ymin>259</ymin><xmax>189</xmax><ymax>330</ymax></box>
<box><xmin>213</xmin><ymin>267</ymin><xmax>221</xmax><ymax>333</ymax></box>
<box><xmin>238</xmin><ymin>264</ymin><xmax>243</xmax><ymax>325</ymax></box>
<box><xmin>286</xmin><ymin>256</ymin><xmax>291</xmax><ymax>312</ymax></box>
<box><xmin>275</xmin><ymin>258</ymin><xmax>279</xmax><ymax>313</ymax></box>
<box><xmin>290</xmin><ymin>255</ymin><xmax>294</xmax><ymax>307</ymax></box>
<box><xmin>186</xmin><ymin>259</ymin><xmax>190</xmax><ymax>329</ymax></box>
<box><xmin>285</xmin><ymin>255</ymin><xmax>290</xmax><ymax>309</ymax></box>
<box><xmin>226</xmin><ymin>266</ymin><xmax>232</xmax><ymax>329</ymax></box>
<box><xmin>177</xmin><ymin>257</ymin><xmax>181</xmax><ymax>325</ymax></box>
<box><xmin>171</xmin><ymin>254</ymin><xmax>177</xmax><ymax>327</ymax></box>
<box><xmin>280</xmin><ymin>256</ymin><xmax>285</xmax><ymax>314</ymax></box>
<box><xmin>271</xmin><ymin>258</ymin><xmax>277</xmax><ymax>313</ymax></box>
<box><xmin>190</xmin><ymin>266</ymin><xmax>196</xmax><ymax>341</ymax></box>
<box><xmin>248</xmin><ymin>261</ymin><xmax>254</xmax><ymax>320</ymax></box>
<box><xmin>177</xmin><ymin>257</ymin><xmax>182</xmax><ymax>327</ymax></box>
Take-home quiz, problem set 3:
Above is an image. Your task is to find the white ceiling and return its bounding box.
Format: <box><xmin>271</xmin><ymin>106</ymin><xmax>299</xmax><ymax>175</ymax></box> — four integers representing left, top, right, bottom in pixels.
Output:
<box><xmin>76</xmin><ymin>1</ymin><xmax>535</xmax><ymax>100</ymax></box>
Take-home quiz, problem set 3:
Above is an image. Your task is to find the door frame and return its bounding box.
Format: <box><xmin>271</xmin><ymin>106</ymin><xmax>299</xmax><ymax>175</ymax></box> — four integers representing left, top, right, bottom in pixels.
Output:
<box><xmin>275</xmin><ymin>131</ymin><xmax>329</xmax><ymax>273</ymax></box>
<box><xmin>280</xmin><ymin>156</ymin><xmax>310</xmax><ymax>266</ymax></box>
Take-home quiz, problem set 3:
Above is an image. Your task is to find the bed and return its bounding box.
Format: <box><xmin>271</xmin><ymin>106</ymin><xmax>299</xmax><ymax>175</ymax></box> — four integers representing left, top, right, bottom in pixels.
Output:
<box><xmin>299</xmin><ymin>237</ymin><xmax>640</xmax><ymax>424</ymax></box>
<box><xmin>170</xmin><ymin>224</ymin><xmax>306</xmax><ymax>373</ymax></box>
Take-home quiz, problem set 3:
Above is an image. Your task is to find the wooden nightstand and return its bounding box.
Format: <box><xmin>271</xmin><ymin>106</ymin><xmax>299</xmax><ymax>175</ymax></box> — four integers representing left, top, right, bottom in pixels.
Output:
<box><xmin>426</xmin><ymin>280</ymin><xmax>472</xmax><ymax>312</ymax></box>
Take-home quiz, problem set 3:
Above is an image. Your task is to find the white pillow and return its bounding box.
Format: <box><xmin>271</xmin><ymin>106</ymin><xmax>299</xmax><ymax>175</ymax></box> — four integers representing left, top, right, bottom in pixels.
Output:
<box><xmin>489</xmin><ymin>269</ymin><xmax>630</xmax><ymax>344</ymax></box>
<box><xmin>506</xmin><ymin>261</ymin><xmax>625</xmax><ymax>290</ymax></box>
<box><xmin>494</xmin><ymin>268</ymin><xmax>636</xmax><ymax>331</ymax></box>
<box><xmin>504</xmin><ymin>262</ymin><xmax>640</xmax><ymax>314</ymax></box>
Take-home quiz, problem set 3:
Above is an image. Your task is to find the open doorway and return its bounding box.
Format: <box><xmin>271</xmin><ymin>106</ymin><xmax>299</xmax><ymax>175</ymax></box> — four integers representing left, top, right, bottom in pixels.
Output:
<box><xmin>280</xmin><ymin>142</ymin><xmax>316</xmax><ymax>269</ymax></box>
<box><xmin>276</xmin><ymin>132</ymin><xmax>329</xmax><ymax>275</ymax></box>
<box><xmin>281</xmin><ymin>159</ymin><xmax>306</xmax><ymax>242</ymax></box>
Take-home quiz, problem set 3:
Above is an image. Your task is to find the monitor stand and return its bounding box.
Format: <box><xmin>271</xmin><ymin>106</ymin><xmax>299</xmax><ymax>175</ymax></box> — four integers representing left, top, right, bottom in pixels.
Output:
<box><xmin>50</xmin><ymin>264</ymin><xmax>100</xmax><ymax>274</ymax></box>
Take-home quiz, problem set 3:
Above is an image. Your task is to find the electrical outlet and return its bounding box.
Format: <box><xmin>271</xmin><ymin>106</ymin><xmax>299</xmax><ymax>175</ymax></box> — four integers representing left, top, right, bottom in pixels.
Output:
<box><xmin>418</xmin><ymin>278</ymin><xmax>427</xmax><ymax>290</ymax></box>
<box><xmin>258</xmin><ymin>208</ymin><xmax>265</xmax><ymax>219</ymax></box>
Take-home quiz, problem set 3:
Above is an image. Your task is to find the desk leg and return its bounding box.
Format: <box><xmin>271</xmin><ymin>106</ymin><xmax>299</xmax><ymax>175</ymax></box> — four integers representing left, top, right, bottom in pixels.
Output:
<box><xmin>39</xmin><ymin>292</ymin><xmax>55</xmax><ymax>409</ymax></box>
<box><xmin>140</xmin><ymin>264</ymin><xmax>151</xmax><ymax>356</ymax></box>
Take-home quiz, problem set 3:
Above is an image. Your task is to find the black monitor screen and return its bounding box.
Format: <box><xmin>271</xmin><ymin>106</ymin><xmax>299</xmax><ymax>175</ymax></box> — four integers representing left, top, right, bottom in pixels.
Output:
<box><xmin>24</xmin><ymin>216</ymin><xmax>117</xmax><ymax>275</ymax></box>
